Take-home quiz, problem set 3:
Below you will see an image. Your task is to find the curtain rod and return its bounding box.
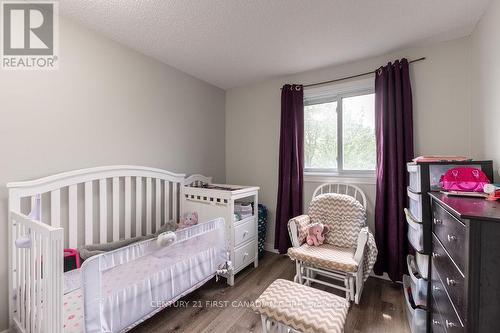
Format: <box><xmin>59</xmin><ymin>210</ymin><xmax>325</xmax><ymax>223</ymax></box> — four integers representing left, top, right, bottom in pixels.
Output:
<box><xmin>283</xmin><ymin>57</ymin><xmax>426</xmax><ymax>89</ymax></box>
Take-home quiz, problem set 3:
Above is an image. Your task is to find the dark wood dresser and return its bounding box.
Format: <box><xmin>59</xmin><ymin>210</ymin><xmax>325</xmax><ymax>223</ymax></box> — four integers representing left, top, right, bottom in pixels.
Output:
<box><xmin>429</xmin><ymin>193</ymin><xmax>500</xmax><ymax>333</ymax></box>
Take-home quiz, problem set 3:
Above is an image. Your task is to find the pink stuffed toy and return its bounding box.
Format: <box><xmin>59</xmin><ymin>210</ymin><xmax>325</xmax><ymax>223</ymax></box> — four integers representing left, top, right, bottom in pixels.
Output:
<box><xmin>178</xmin><ymin>212</ymin><xmax>198</xmax><ymax>229</ymax></box>
<box><xmin>306</xmin><ymin>223</ymin><xmax>330</xmax><ymax>246</ymax></box>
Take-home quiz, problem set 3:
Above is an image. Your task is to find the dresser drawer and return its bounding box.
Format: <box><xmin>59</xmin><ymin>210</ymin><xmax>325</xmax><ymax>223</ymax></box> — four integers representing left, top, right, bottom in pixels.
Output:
<box><xmin>432</xmin><ymin>234</ymin><xmax>466</xmax><ymax>322</ymax></box>
<box><xmin>431</xmin><ymin>295</ymin><xmax>446</xmax><ymax>333</ymax></box>
<box><xmin>234</xmin><ymin>216</ymin><xmax>256</xmax><ymax>247</ymax></box>
<box><xmin>432</xmin><ymin>202</ymin><xmax>466</xmax><ymax>272</ymax></box>
<box><xmin>431</xmin><ymin>267</ymin><xmax>464</xmax><ymax>332</ymax></box>
<box><xmin>234</xmin><ymin>240</ymin><xmax>256</xmax><ymax>270</ymax></box>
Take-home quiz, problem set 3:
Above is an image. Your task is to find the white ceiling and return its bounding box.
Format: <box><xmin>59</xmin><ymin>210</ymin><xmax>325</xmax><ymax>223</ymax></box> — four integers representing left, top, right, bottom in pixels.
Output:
<box><xmin>60</xmin><ymin>0</ymin><xmax>490</xmax><ymax>89</ymax></box>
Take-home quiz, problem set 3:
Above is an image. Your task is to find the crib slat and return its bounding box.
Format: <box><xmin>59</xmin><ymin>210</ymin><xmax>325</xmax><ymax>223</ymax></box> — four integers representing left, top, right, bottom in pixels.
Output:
<box><xmin>99</xmin><ymin>179</ymin><xmax>107</xmax><ymax>244</ymax></box>
<box><xmin>136</xmin><ymin>177</ymin><xmax>142</xmax><ymax>236</ymax></box>
<box><xmin>20</xmin><ymin>224</ymin><xmax>25</xmax><ymax>327</ymax></box>
<box><xmin>112</xmin><ymin>177</ymin><xmax>119</xmax><ymax>241</ymax></box>
<box><xmin>146</xmin><ymin>178</ymin><xmax>152</xmax><ymax>235</ymax></box>
<box><xmin>29</xmin><ymin>231</ymin><xmax>36</xmax><ymax>333</ymax></box>
<box><xmin>26</xmin><ymin>227</ymin><xmax>32</xmax><ymax>332</ymax></box>
<box><xmin>155</xmin><ymin>178</ymin><xmax>161</xmax><ymax>231</ymax></box>
<box><xmin>164</xmin><ymin>181</ymin><xmax>170</xmax><ymax>222</ymax></box>
<box><xmin>42</xmin><ymin>235</ymin><xmax>48</xmax><ymax>332</ymax></box>
<box><xmin>68</xmin><ymin>184</ymin><xmax>77</xmax><ymax>248</ymax></box>
<box><xmin>84</xmin><ymin>181</ymin><xmax>93</xmax><ymax>245</ymax></box>
<box><xmin>50</xmin><ymin>190</ymin><xmax>60</xmax><ymax>227</ymax></box>
<box><xmin>36</xmin><ymin>233</ymin><xmax>42</xmax><ymax>333</ymax></box>
<box><xmin>124</xmin><ymin>176</ymin><xmax>131</xmax><ymax>239</ymax></box>
<box><xmin>15</xmin><ymin>223</ymin><xmax>21</xmax><ymax>326</ymax></box>
<box><xmin>30</xmin><ymin>195</ymin><xmax>41</xmax><ymax>219</ymax></box>
<box><xmin>172</xmin><ymin>182</ymin><xmax>178</xmax><ymax>222</ymax></box>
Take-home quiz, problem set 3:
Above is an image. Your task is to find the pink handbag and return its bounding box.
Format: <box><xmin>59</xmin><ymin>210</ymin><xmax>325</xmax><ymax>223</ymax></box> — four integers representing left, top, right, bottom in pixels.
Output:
<box><xmin>439</xmin><ymin>167</ymin><xmax>490</xmax><ymax>192</ymax></box>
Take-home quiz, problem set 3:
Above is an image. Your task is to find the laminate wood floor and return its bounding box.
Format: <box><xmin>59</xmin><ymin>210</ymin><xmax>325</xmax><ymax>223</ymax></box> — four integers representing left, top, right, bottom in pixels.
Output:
<box><xmin>131</xmin><ymin>253</ymin><xmax>410</xmax><ymax>333</ymax></box>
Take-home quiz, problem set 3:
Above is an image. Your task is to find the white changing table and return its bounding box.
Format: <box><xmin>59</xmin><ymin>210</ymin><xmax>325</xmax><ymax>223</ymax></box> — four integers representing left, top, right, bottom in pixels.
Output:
<box><xmin>183</xmin><ymin>183</ymin><xmax>259</xmax><ymax>286</ymax></box>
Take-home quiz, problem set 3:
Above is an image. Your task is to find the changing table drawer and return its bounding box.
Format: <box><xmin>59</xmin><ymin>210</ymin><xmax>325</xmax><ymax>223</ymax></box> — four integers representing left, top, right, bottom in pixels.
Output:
<box><xmin>234</xmin><ymin>216</ymin><xmax>256</xmax><ymax>247</ymax></box>
<box><xmin>234</xmin><ymin>240</ymin><xmax>256</xmax><ymax>270</ymax></box>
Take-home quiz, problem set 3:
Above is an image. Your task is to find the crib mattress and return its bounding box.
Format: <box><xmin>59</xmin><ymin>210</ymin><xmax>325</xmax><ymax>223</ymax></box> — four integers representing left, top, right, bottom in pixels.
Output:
<box><xmin>81</xmin><ymin>219</ymin><xmax>227</xmax><ymax>333</ymax></box>
<box><xmin>64</xmin><ymin>243</ymin><xmax>217</xmax><ymax>333</ymax></box>
<box><xmin>64</xmin><ymin>288</ymin><xmax>84</xmax><ymax>333</ymax></box>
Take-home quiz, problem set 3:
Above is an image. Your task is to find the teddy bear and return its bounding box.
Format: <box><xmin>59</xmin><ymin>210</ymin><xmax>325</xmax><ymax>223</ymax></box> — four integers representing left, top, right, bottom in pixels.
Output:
<box><xmin>178</xmin><ymin>212</ymin><xmax>199</xmax><ymax>229</ymax></box>
<box><xmin>306</xmin><ymin>222</ymin><xmax>330</xmax><ymax>246</ymax></box>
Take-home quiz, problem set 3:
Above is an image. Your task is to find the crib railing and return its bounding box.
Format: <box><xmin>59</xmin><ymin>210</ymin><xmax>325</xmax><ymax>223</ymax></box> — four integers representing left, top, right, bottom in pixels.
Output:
<box><xmin>10</xmin><ymin>211</ymin><xmax>63</xmax><ymax>333</ymax></box>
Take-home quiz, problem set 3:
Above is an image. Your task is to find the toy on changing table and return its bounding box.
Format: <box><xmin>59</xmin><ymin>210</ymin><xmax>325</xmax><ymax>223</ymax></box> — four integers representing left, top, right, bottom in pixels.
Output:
<box><xmin>306</xmin><ymin>222</ymin><xmax>330</xmax><ymax>246</ymax></box>
<box><xmin>484</xmin><ymin>184</ymin><xmax>500</xmax><ymax>201</ymax></box>
<box><xmin>178</xmin><ymin>212</ymin><xmax>199</xmax><ymax>229</ymax></box>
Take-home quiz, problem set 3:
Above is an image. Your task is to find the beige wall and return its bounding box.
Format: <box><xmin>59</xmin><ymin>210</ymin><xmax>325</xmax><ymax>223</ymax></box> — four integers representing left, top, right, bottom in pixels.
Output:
<box><xmin>0</xmin><ymin>17</ymin><xmax>225</xmax><ymax>330</ymax></box>
<box><xmin>471</xmin><ymin>0</ymin><xmax>500</xmax><ymax>181</ymax></box>
<box><xmin>226</xmin><ymin>37</ymin><xmax>472</xmax><ymax>251</ymax></box>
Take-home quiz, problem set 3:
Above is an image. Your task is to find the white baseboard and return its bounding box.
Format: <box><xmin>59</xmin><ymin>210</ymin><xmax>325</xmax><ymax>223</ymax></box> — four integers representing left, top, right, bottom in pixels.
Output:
<box><xmin>264</xmin><ymin>242</ymin><xmax>279</xmax><ymax>254</ymax></box>
<box><xmin>369</xmin><ymin>271</ymin><xmax>402</xmax><ymax>284</ymax></box>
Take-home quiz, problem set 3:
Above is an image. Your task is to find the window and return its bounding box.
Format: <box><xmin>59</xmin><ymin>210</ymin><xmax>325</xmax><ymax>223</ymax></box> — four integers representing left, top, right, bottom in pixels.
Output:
<box><xmin>304</xmin><ymin>80</ymin><xmax>375</xmax><ymax>175</ymax></box>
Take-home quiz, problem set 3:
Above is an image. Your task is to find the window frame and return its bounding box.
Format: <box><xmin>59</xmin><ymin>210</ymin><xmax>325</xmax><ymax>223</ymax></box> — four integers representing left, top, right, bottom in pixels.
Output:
<box><xmin>303</xmin><ymin>79</ymin><xmax>376</xmax><ymax>177</ymax></box>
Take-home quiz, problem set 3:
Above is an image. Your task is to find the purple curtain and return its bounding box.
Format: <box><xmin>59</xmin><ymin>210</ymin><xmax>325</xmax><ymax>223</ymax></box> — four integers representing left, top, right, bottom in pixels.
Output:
<box><xmin>275</xmin><ymin>84</ymin><xmax>304</xmax><ymax>254</ymax></box>
<box><xmin>373</xmin><ymin>59</ymin><xmax>414</xmax><ymax>281</ymax></box>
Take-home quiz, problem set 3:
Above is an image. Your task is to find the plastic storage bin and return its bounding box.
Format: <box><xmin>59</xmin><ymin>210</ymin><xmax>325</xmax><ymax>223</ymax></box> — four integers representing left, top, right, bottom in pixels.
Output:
<box><xmin>407</xmin><ymin>255</ymin><xmax>428</xmax><ymax>307</ymax></box>
<box><xmin>415</xmin><ymin>252</ymin><xmax>429</xmax><ymax>280</ymax></box>
<box><xmin>405</xmin><ymin>208</ymin><xmax>424</xmax><ymax>252</ymax></box>
<box><xmin>407</xmin><ymin>164</ymin><xmax>422</xmax><ymax>193</ymax></box>
<box><xmin>408</xmin><ymin>163</ymin><xmax>484</xmax><ymax>192</ymax></box>
<box><xmin>403</xmin><ymin>275</ymin><xmax>427</xmax><ymax>333</ymax></box>
<box><xmin>407</xmin><ymin>188</ymin><xmax>422</xmax><ymax>222</ymax></box>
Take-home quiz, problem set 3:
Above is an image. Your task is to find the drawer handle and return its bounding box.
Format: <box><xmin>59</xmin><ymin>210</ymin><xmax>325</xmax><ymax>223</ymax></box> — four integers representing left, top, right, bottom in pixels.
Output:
<box><xmin>446</xmin><ymin>277</ymin><xmax>457</xmax><ymax>286</ymax></box>
<box><xmin>433</xmin><ymin>285</ymin><xmax>440</xmax><ymax>292</ymax></box>
<box><xmin>445</xmin><ymin>320</ymin><xmax>457</xmax><ymax>328</ymax></box>
<box><xmin>447</xmin><ymin>234</ymin><xmax>457</xmax><ymax>242</ymax></box>
<box><xmin>432</xmin><ymin>252</ymin><xmax>440</xmax><ymax>258</ymax></box>
<box><xmin>243</xmin><ymin>252</ymin><xmax>248</xmax><ymax>257</ymax></box>
<box><xmin>433</xmin><ymin>218</ymin><xmax>442</xmax><ymax>225</ymax></box>
<box><xmin>242</xmin><ymin>230</ymin><xmax>248</xmax><ymax>238</ymax></box>
<box><xmin>432</xmin><ymin>319</ymin><xmax>441</xmax><ymax>326</ymax></box>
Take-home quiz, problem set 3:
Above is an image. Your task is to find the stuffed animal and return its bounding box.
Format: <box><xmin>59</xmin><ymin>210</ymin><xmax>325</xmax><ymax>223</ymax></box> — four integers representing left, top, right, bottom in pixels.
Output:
<box><xmin>306</xmin><ymin>222</ymin><xmax>330</xmax><ymax>246</ymax></box>
<box><xmin>178</xmin><ymin>212</ymin><xmax>199</xmax><ymax>229</ymax></box>
<box><xmin>157</xmin><ymin>231</ymin><xmax>176</xmax><ymax>247</ymax></box>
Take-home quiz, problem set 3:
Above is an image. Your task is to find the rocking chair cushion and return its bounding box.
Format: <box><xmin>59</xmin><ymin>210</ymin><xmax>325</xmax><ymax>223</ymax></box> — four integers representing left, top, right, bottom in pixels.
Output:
<box><xmin>287</xmin><ymin>243</ymin><xmax>358</xmax><ymax>273</ymax></box>
<box><xmin>253</xmin><ymin>279</ymin><xmax>348</xmax><ymax>333</ymax></box>
<box><xmin>309</xmin><ymin>193</ymin><xmax>366</xmax><ymax>248</ymax></box>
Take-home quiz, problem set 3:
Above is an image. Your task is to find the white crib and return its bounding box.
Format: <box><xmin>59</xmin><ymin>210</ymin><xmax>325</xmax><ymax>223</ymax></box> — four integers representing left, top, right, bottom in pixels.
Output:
<box><xmin>7</xmin><ymin>165</ymin><xmax>228</xmax><ymax>333</ymax></box>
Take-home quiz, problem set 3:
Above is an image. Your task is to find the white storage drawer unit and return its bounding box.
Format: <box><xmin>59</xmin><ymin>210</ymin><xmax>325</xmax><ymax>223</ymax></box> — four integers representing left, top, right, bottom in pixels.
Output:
<box><xmin>405</xmin><ymin>208</ymin><xmax>424</xmax><ymax>252</ymax></box>
<box><xmin>407</xmin><ymin>255</ymin><xmax>428</xmax><ymax>307</ymax></box>
<box><xmin>407</xmin><ymin>189</ymin><xmax>423</xmax><ymax>222</ymax></box>
<box><xmin>403</xmin><ymin>275</ymin><xmax>427</xmax><ymax>333</ymax></box>
<box><xmin>183</xmin><ymin>182</ymin><xmax>259</xmax><ymax>286</ymax></box>
<box><xmin>407</xmin><ymin>164</ymin><xmax>422</xmax><ymax>193</ymax></box>
<box><xmin>407</xmin><ymin>163</ymin><xmax>484</xmax><ymax>193</ymax></box>
<box><xmin>415</xmin><ymin>252</ymin><xmax>429</xmax><ymax>280</ymax></box>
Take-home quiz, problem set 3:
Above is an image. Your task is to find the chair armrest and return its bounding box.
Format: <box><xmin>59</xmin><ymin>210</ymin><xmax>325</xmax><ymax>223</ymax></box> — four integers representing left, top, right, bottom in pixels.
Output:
<box><xmin>353</xmin><ymin>228</ymin><xmax>369</xmax><ymax>264</ymax></box>
<box><xmin>287</xmin><ymin>215</ymin><xmax>310</xmax><ymax>248</ymax></box>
